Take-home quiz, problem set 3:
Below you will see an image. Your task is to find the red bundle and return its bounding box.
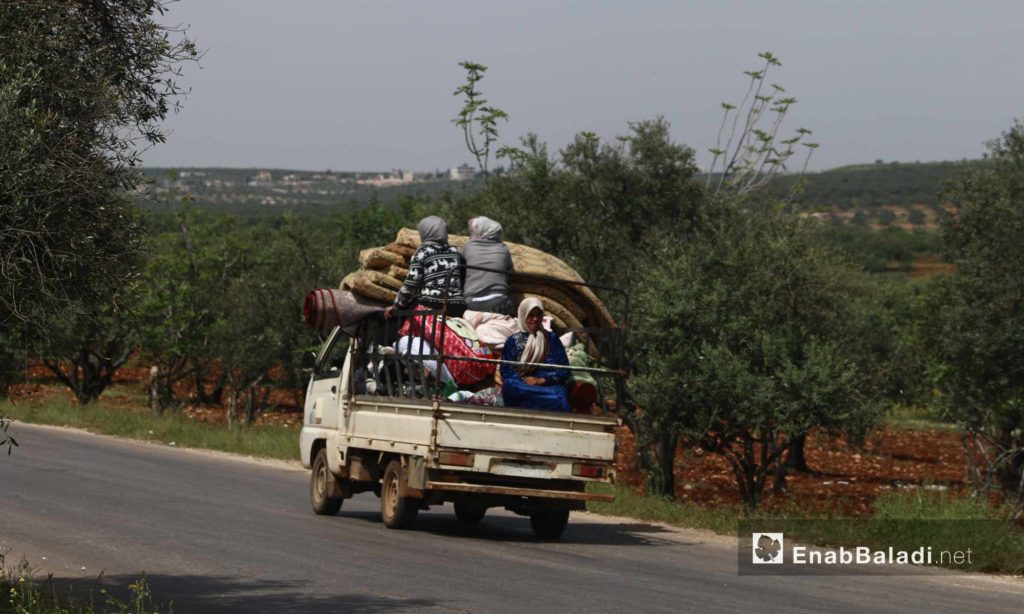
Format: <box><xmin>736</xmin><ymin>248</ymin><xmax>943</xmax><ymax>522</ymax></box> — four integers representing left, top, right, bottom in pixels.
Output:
<box><xmin>399</xmin><ymin>307</ymin><xmax>495</xmax><ymax>385</ymax></box>
<box><xmin>304</xmin><ymin>289</ymin><xmax>385</xmax><ymax>330</ymax></box>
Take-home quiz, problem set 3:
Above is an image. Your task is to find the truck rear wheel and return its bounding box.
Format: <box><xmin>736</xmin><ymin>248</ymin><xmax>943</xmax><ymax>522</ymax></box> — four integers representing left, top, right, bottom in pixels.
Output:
<box><xmin>381</xmin><ymin>459</ymin><xmax>419</xmax><ymax>529</ymax></box>
<box><xmin>311</xmin><ymin>448</ymin><xmax>343</xmax><ymax>516</ymax></box>
<box><xmin>453</xmin><ymin>500</ymin><xmax>487</xmax><ymax>523</ymax></box>
<box><xmin>529</xmin><ymin>509</ymin><xmax>569</xmax><ymax>539</ymax></box>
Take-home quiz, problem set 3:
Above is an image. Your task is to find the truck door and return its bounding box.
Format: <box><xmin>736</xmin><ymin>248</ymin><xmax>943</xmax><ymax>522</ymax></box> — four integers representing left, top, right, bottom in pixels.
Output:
<box><xmin>307</xmin><ymin>327</ymin><xmax>349</xmax><ymax>430</ymax></box>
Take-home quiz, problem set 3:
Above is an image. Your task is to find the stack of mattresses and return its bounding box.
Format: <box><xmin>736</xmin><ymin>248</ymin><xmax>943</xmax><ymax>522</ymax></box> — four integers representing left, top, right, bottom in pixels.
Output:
<box><xmin>340</xmin><ymin>228</ymin><xmax>616</xmax><ymax>331</ymax></box>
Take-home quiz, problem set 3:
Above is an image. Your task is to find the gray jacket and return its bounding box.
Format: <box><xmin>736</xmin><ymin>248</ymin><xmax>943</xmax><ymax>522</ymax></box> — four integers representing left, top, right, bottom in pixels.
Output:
<box><xmin>462</xmin><ymin>239</ymin><xmax>513</xmax><ymax>301</ymax></box>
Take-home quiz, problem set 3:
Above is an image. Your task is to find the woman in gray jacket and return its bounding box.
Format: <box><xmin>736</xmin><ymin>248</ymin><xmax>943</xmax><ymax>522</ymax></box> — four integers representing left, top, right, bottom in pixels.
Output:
<box><xmin>462</xmin><ymin>216</ymin><xmax>514</xmax><ymax>315</ymax></box>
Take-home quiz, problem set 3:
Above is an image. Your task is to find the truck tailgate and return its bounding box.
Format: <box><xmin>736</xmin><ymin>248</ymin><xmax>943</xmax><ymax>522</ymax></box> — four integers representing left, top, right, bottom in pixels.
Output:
<box><xmin>435</xmin><ymin>404</ymin><xmax>616</xmax><ymax>462</ymax></box>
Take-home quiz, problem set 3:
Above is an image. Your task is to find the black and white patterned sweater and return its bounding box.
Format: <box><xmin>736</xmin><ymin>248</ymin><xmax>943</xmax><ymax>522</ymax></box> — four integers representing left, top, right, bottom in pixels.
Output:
<box><xmin>393</xmin><ymin>241</ymin><xmax>465</xmax><ymax>309</ymax></box>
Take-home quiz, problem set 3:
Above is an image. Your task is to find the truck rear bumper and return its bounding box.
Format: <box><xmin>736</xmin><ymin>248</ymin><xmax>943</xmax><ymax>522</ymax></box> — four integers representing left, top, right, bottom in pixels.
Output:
<box><xmin>426</xmin><ymin>481</ymin><xmax>614</xmax><ymax>502</ymax></box>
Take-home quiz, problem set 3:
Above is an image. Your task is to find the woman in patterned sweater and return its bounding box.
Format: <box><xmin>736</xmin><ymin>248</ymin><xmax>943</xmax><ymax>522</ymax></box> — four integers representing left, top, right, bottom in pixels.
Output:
<box><xmin>386</xmin><ymin>216</ymin><xmax>466</xmax><ymax>318</ymax></box>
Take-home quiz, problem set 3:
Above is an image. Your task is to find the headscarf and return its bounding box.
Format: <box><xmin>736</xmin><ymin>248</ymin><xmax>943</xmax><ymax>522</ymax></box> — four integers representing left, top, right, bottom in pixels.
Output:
<box><xmin>468</xmin><ymin>216</ymin><xmax>503</xmax><ymax>241</ymax></box>
<box><xmin>516</xmin><ymin>297</ymin><xmax>548</xmax><ymax>373</ymax></box>
<box><xmin>418</xmin><ymin>216</ymin><xmax>449</xmax><ymax>244</ymax></box>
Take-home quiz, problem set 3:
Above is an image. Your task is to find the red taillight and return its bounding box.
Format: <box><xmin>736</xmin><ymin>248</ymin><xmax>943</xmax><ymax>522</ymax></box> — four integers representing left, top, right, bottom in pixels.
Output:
<box><xmin>438</xmin><ymin>451</ymin><xmax>475</xmax><ymax>467</ymax></box>
<box><xmin>572</xmin><ymin>463</ymin><xmax>606</xmax><ymax>478</ymax></box>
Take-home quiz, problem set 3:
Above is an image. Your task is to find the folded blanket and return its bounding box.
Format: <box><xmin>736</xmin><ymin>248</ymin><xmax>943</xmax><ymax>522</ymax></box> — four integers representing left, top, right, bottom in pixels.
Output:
<box><xmin>463</xmin><ymin>310</ymin><xmax>519</xmax><ymax>349</ymax></box>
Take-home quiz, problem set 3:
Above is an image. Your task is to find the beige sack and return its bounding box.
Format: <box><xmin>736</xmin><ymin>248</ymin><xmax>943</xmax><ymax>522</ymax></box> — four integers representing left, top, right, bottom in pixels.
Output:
<box><xmin>341</xmin><ymin>271</ymin><xmax>399</xmax><ymax>303</ymax></box>
<box><xmin>382</xmin><ymin>242</ymin><xmax>415</xmax><ymax>259</ymax></box>
<box><xmin>359</xmin><ymin>247</ymin><xmax>406</xmax><ymax>269</ymax></box>
<box><xmin>386</xmin><ymin>264</ymin><xmax>409</xmax><ymax>279</ymax></box>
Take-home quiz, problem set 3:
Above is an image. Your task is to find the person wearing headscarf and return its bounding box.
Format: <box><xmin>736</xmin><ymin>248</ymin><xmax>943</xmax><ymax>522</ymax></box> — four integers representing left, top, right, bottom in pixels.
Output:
<box><xmin>463</xmin><ymin>216</ymin><xmax>514</xmax><ymax>315</ymax></box>
<box><xmin>499</xmin><ymin>297</ymin><xmax>570</xmax><ymax>412</ymax></box>
<box><xmin>388</xmin><ymin>216</ymin><xmax>465</xmax><ymax>317</ymax></box>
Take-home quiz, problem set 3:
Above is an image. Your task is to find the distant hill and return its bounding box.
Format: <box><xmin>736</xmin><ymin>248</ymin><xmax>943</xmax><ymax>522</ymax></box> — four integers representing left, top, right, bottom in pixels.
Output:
<box><xmin>136</xmin><ymin>162</ymin><xmax>962</xmax><ymax>275</ymax></box>
<box><xmin>137</xmin><ymin>167</ymin><xmax>482</xmax><ymax>216</ymax></box>
<box><xmin>768</xmin><ymin>160</ymin><xmax>975</xmax><ymax>210</ymax></box>
<box><xmin>137</xmin><ymin>159</ymin><xmax>975</xmax><ymax>218</ymax></box>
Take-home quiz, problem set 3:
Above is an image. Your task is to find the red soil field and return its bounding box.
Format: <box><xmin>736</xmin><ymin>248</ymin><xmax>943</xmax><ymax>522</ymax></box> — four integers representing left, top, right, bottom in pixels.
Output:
<box><xmin>615</xmin><ymin>426</ymin><xmax>966</xmax><ymax>516</ymax></box>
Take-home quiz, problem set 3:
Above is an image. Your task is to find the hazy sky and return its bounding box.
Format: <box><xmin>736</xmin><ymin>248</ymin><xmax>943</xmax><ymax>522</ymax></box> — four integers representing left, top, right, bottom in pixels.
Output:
<box><xmin>144</xmin><ymin>0</ymin><xmax>1024</xmax><ymax>172</ymax></box>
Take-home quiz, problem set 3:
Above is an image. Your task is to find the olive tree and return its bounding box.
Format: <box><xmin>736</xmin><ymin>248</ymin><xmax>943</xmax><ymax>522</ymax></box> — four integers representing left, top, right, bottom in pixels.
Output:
<box><xmin>631</xmin><ymin>205</ymin><xmax>884</xmax><ymax>507</ymax></box>
<box><xmin>0</xmin><ymin>1</ymin><xmax>195</xmax><ymax>442</ymax></box>
<box><xmin>40</xmin><ymin>294</ymin><xmax>138</xmax><ymax>405</ymax></box>
<box><xmin>206</xmin><ymin>218</ymin><xmax>344</xmax><ymax>425</ymax></box>
<box><xmin>928</xmin><ymin>121</ymin><xmax>1024</xmax><ymax>511</ymax></box>
<box><xmin>137</xmin><ymin>214</ymin><xmax>349</xmax><ymax>417</ymax></box>
<box><xmin>0</xmin><ymin>0</ymin><xmax>196</xmax><ymax>347</ymax></box>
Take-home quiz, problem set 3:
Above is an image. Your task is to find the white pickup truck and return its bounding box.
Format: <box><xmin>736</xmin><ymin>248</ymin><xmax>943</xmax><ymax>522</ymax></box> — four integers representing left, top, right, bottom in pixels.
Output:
<box><xmin>298</xmin><ymin>306</ymin><xmax>621</xmax><ymax>539</ymax></box>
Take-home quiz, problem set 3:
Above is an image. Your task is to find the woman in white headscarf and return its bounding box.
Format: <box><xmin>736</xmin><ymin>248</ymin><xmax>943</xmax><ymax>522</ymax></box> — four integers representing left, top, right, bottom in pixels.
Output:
<box><xmin>462</xmin><ymin>215</ymin><xmax>514</xmax><ymax>315</ymax></box>
<box><xmin>499</xmin><ymin>297</ymin><xmax>570</xmax><ymax>411</ymax></box>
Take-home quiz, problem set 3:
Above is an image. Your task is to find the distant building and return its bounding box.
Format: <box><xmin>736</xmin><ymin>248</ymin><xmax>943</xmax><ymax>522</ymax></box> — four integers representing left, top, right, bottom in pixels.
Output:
<box><xmin>248</xmin><ymin>170</ymin><xmax>273</xmax><ymax>188</ymax></box>
<box><xmin>449</xmin><ymin>164</ymin><xmax>475</xmax><ymax>181</ymax></box>
<box><xmin>355</xmin><ymin>170</ymin><xmax>418</xmax><ymax>187</ymax></box>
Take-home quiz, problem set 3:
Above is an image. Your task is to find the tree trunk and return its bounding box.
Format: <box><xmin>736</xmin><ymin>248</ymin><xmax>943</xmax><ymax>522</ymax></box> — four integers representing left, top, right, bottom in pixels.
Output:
<box><xmin>244</xmin><ymin>375</ymin><xmax>267</xmax><ymax>426</ymax></box>
<box><xmin>741</xmin><ymin>435</ymin><xmax>762</xmax><ymax>509</ymax></box>
<box><xmin>149</xmin><ymin>366</ymin><xmax>162</xmax><ymax>416</ymax></box>
<box><xmin>615</xmin><ymin>383</ymin><xmax>673</xmax><ymax>495</ymax></box>
<box><xmin>647</xmin><ymin>431</ymin><xmax>678</xmax><ymax>498</ymax></box>
<box><xmin>194</xmin><ymin>368</ymin><xmax>209</xmax><ymax>404</ymax></box>
<box><xmin>995</xmin><ymin>429</ymin><xmax>1024</xmax><ymax>506</ymax></box>
<box><xmin>773</xmin><ymin>458</ymin><xmax>789</xmax><ymax>493</ymax></box>
<box><xmin>210</xmin><ymin>372</ymin><xmax>227</xmax><ymax>406</ymax></box>
<box><xmin>244</xmin><ymin>385</ymin><xmax>255</xmax><ymax>426</ymax></box>
<box><xmin>746</xmin><ymin>471</ymin><xmax>760</xmax><ymax>509</ymax></box>
<box><xmin>784</xmin><ymin>433</ymin><xmax>810</xmax><ymax>472</ymax></box>
<box><xmin>227</xmin><ymin>388</ymin><xmax>238</xmax><ymax>427</ymax></box>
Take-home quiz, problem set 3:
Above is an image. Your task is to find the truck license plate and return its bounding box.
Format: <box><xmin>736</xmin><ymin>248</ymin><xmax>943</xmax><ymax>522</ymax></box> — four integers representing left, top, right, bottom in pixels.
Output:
<box><xmin>491</xmin><ymin>461</ymin><xmax>553</xmax><ymax>479</ymax></box>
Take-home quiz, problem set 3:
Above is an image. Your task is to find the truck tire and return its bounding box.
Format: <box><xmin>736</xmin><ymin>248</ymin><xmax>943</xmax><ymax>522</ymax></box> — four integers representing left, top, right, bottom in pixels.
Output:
<box><xmin>529</xmin><ymin>509</ymin><xmax>569</xmax><ymax>539</ymax></box>
<box><xmin>453</xmin><ymin>500</ymin><xmax>486</xmax><ymax>523</ymax></box>
<box><xmin>381</xmin><ymin>459</ymin><xmax>419</xmax><ymax>529</ymax></box>
<box><xmin>311</xmin><ymin>448</ymin><xmax>343</xmax><ymax>516</ymax></box>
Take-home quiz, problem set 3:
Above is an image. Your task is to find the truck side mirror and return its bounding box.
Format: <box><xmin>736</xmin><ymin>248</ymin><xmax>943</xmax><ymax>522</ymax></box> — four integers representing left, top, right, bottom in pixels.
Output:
<box><xmin>301</xmin><ymin>351</ymin><xmax>317</xmax><ymax>373</ymax></box>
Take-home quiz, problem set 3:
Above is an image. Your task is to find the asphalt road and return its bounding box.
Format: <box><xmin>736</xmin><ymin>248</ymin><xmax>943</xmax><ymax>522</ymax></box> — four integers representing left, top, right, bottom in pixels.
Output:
<box><xmin>1</xmin><ymin>423</ymin><xmax>1021</xmax><ymax>613</ymax></box>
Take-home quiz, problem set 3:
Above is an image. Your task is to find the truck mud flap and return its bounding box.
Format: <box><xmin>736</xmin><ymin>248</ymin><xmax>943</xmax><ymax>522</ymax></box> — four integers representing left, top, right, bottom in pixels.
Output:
<box><xmin>425</xmin><ymin>481</ymin><xmax>614</xmax><ymax>502</ymax></box>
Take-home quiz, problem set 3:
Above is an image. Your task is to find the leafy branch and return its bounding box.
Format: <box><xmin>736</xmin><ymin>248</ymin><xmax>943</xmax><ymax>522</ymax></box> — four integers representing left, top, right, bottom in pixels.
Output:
<box><xmin>706</xmin><ymin>52</ymin><xmax>818</xmax><ymax>199</ymax></box>
<box><xmin>452</xmin><ymin>61</ymin><xmax>511</xmax><ymax>177</ymax></box>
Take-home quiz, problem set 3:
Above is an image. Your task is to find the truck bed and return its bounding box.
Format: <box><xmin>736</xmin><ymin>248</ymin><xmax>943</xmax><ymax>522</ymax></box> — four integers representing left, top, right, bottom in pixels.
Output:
<box><xmin>342</xmin><ymin>395</ymin><xmax>617</xmax><ymax>479</ymax></box>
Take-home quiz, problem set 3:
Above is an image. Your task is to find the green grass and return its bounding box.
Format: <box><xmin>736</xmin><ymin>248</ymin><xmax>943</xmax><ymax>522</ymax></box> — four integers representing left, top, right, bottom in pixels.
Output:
<box><xmin>871</xmin><ymin>490</ymin><xmax>1024</xmax><ymax>572</ymax></box>
<box><xmin>586</xmin><ymin>483</ymin><xmax>747</xmax><ymax>534</ymax></box>
<box><xmin>586</xmin><ymin>482</ymin><xmax>854</xmax><ymax>528</ymax></box>
<box><xmin>1</xmin><ymin>554</ymin><xmax>168</xmax><ymax>614</ymax></box>
<box><xmin>587</xmin><ymin>483</ymin><xmax>1024</xmax><ymax>574</ymax></box>
<box><xmin>3</xmin><ymin>393</ymin><xmax>299</xmax><ymax>461</ymax></box>
<box><xmin>885</xmin><ymin>404</ymin><xmax>958</xmax><ymax>431</ymax></box>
